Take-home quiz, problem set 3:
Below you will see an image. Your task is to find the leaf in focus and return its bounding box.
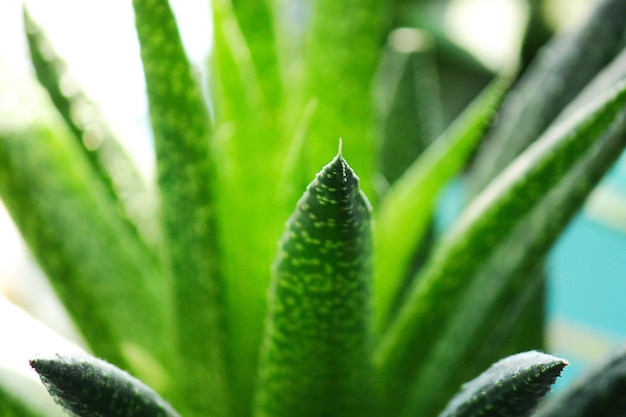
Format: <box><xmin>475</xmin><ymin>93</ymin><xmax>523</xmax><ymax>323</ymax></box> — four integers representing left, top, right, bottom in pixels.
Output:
<box><xmin>254</xmin><ymin>148</ymin><xmax>376</xmax><ymax>417</ymax></box>
<box><xmin>533</xmin><ymin>344</ymin><xmax>626</xmax><ymax>417</ymax></box>
<box><xmin>438</xmin><ymin>351</ymin><xmax>567</xmax><ymax>417</ymax></box>
<box><xmin>375</xmin><ymin>78</ymin><xmax>626</xmax><ymax>417</ymax></box>
<box><xmin>30</xmin><ymin>353</ymin><xmax>181</xmax><ymax>417</ymax></box>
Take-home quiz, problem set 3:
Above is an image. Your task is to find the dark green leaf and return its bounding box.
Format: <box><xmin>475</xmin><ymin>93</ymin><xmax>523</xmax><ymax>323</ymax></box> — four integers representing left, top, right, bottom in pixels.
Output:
<box><xmin>254</xmin><ymin>150</ymin><xmax>376</xmax><ymax>417</ymax></box>
<box><xmin>375</xmin><ymin>78</ymin><xmax>626</xmax><ymax>417</ymax></box>
<box><xmin>470</xmin><ymin>0</ymin><xmax>626</xmax><ymax>194</ymax></box>
<box><xmin>30</xmin><ymin>353</ymin><xmax>180</xmax><ymax>417</ymax></box>
<box><xmin>533</xmin><ymin>345</ymin><xmax>626</xmax><ymax>417</ymax></box>
<box><xmin>438</xmin><ymin>351</ymin><xmax>567</xmax><ymax>417</ymax></box>
<box><xmin>376</xmin><ymin>27</ymin><xmax>443</xmax><ymax>185</ymax></box>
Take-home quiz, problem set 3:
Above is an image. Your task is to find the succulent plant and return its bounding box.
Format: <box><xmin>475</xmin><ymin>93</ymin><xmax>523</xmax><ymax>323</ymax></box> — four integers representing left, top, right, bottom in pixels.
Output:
<box><xmin>1</xmin><ymin>0</ymin><xmax>626</xmax><ymax>417</ymax></box>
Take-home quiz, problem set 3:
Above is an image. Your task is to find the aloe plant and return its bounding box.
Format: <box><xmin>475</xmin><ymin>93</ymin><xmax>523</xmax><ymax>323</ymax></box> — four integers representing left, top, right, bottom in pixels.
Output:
<box><xmin>2</xmin><ymin>1</ymin><xmax>626</xmax><ymax>417</ymax></box>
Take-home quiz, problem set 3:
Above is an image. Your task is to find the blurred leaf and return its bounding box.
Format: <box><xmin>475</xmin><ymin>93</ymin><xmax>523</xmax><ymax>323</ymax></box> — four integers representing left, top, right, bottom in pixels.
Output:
<box><xmin>300</xmin><ymin>0</ymin><xmax>389</xmax><ymax>199</ymax></box>
<box><xmin>374</xmin><ymin>73</ymin><xmax>513</xmax><ymax>331</ymax></box>
<box><xmin>0</xmin><ymin>386</ymin><xmax>42</xmax><ymax>417</ymax></box>
<box><xmin>229</xmin><ymin>0</ymin><xmax>283</xmax><ymax>116</ymax></box>
<box><xmin>254</xmin><ymin>151</ymin><xmax>376</xmax><ymax>417</ymax></box>
<box><xmin>375</xmin><ymin>78</ymin><xmax>626</xmax><ymax>417</ymax></box>
<box><xmin>470</xmin><ymin>0</ymin><xmax>626</xmax><ymax>194</ymax></box>
<box><xmin>376</xmin><ymin>27</ymin><xmax>443</xmax><ymax>186</ymax></box>
<box><xmin>23</xmin><ymin>7</ymin><xmax>157</xmax><ymax>250</ymax></box>
<box><xmin>210</xmin><ymin>1</ymin><xmax>289</xmax><ymax>412</ymax></box>
<box><xmin>438</xmin><ymin>351</ymin><xmax>567</xmax><ymax>417</ymax></box>
<box><xmin>132</xmin><ymin>1</ymin><xmax>231</xmax><ymax>416</ymax></box>
<box><xmin>31</xmin><ymin>353</ymin><xmax>180</xmax><ymax>417</ymax></box>
<box><xmin>0</xmin><ymin>126</ymin><xmax>166</xmax><ymax>374</ymax></box>
<box><xmin>533</xmin><ymin>345</ymin><xmax>626</xmax><ymax>417</ymax></box>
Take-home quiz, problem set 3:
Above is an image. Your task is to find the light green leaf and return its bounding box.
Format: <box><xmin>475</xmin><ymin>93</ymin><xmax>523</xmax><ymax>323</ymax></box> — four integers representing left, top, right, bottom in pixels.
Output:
<box><xmin>375</xmin><ymin>78</ymin><xmax>626</xmax><ymax>417</ymax></box>
<box><xmin>300</xmin><ymin>0</ymin><xmax>389</xmax><ymax>199</ymax></box>
<box><xmin>0</xmin><ymin>385</ymin><xmax>42</xmax><ymax>417</ymax></box>
<box><xmin>229</xmin><ymin>0</ymin><xmax>283</xmax><ymax>117</ymax></box>
<box><xmin>438</xmin><ymin>351</ymin><xmax>567</xmax><ymax>417</ymax></box>
<box><xmin>31</xmin><ymin>353</ymin><xmax>180</xmax><ymax>417</ymax></box>
<box><xmin>254</xmin><ymin>150</ymin><xmax>376</xmax><ymax>417</ymax></box>
<box><xmin>374</xmin><ymin>73</ymin><xmax>513</xmax><ymax>331</ymax></box>
<box><xmin>132</xmin><ymin>1</ymin><xmax>229</xmax><ymax>415</ymax></box>
<box><xmin>0</xmin><ymin>126</ymin><xmax>166</xmax><ymax>375</ymax></box>
<box><xmin>23</xmin><ymin>7</ymin><xmax>158</xmax><ymax>250</ymax></box>
<box><xmin>210</xmin><ymin>2</ymin><xmax>289</xmax><ymax>412</ymax></box>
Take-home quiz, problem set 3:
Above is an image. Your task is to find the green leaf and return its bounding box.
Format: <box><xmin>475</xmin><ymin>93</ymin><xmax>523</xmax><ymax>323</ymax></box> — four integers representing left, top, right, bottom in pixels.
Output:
<box><xmin>375</xmin><ymin>78</ymin><xmax>626</xmax><ymax>417</ymax></box>
<box><xmin>209</xmin><ymin>3</ymin><xmax>289</xmax><ymax>412</ymax></box>
<box><xmin>23</xmin><ymin>7</ymin><xmax>158</xmax><ymax>251</ymax></box>
<box><xmin>229</xmin><ymin>0</ymin><xmax>283</xmax><ymax>116</ymax></box>
<box><xmin>0</xmin><ymin>126</ymin><xmax>166</xmax><ymax>375</ymax></box>
<box><xmin>132</xmin><ymin>1</ymin><xmax>230</xmax><ymax>415</ymax></box>
<box><xmin>470</xmin><ymin>0</ymin><xmax>626</xmax><ymax>194</ymax></box>
<box><xmin>438</xmin><ymin>351</ymin><xmax>567</xmax><ymax>417</ymax></box>
<box><xmin>376</xmin><ymin>27</ymin><xmax>443</xmax><ymax>185</ymax></box>
<box><xmin>374</xmin><ymin>72</ymin><xmax>513</xmax><ymax>331</ymax></box>
<box><xmin>300</xmin><ymin>0</ymin><xmax>389</xmax><ymax>199</ymax></box>
<box><xmin>0</xmin><ymin>386</ymin><xmax>42</xmax><ymax>417</ymax></box>
<box><xmin>30</xmin><ymin>353</ymin><xmax>180</xmax><ymax>417</ymax></box>
<box><xmin>533</xmin><ymin>345</ymin><xmax>626</xmax><ymax>417</ymax></box>
<box><xmin>254</xmin><ymin>149</ymin><xmax>376</xmax><ymax>417</ymax></box>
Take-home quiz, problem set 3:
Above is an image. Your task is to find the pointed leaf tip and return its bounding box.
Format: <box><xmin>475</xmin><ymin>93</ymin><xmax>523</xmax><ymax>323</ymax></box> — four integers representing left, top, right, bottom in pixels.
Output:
<box><xmin>254</xmin><ymin>153</ymin><xmax>374</xmax><ymax>417</ymax></box>
<box><xmin>338</xmin><ymin>138</ymin><xmax>343</xmax><ymax>157</ymax></box>
<box><xmin>30</xmin><ymin>353</ymin><xmax>181</xmax><ymax>417</ymax></box>
<box><xmin>438</xmin><ymin>351</ymin><xmax>568</xmax><ymax>417</ymax></box>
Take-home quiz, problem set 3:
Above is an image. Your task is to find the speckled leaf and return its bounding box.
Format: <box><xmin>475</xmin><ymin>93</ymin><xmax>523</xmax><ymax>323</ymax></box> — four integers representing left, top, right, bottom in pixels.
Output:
<box><xmin>132</xmin><ymin>1</ymin><xmax>230</xmax><ymax>416</ymax></box>
<box><xmin>438</xmin><ymin>351</ymin><xmax>568</xmax><ymax>417</ymax></box>
<box><xmin>30</xmin><ymin>353</ymin><xmax>180</xmax><ymax>417</ymax></box>
<box><xmin>0</xmin><ymin>126</ymin><xmax>166</xmax><ymax>375</ymax></box>
<box><xmin>375</xmin><ymin>78</ymin><xmax>626</xmax><ymax>417</ymax></box>
<box><xmin>401</xmin><ymin>114</ymin><xmax>626</xmax><ymax>417</ymax></box>
<box><xmin>254</xmin><ymin>150</ymin><xmax>376</xmax><ymax>417</ymax></box>
<box><xmin>375</xmin><ymin>73</ymin><xmax>512</xmax><ymax>332</ymax></box>
<box><xmin>470</xmin><ymin>0</ymin><xmax>626</xmax><ymax>194</ymax></box>
<box><xmin>533</xmin><ymin>345</ymin><xmax>626</xmax><ymax>417</ymax></box>
<box><xmin>23</xmin><ymin>7</ymin><xmax>158</xmax><ymax>250</ymax></box>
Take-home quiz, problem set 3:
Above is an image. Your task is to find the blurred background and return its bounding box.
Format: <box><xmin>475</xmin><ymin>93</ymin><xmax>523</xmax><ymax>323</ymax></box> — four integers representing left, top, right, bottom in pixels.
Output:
<box><xmin>0</xmin><ymin>0</ymin><xmax>624</xmax><ymax>389</ymax></box>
